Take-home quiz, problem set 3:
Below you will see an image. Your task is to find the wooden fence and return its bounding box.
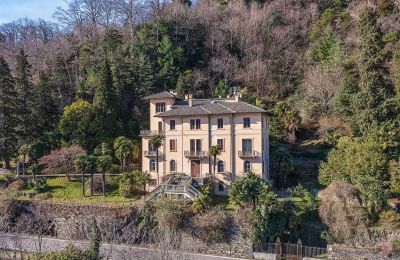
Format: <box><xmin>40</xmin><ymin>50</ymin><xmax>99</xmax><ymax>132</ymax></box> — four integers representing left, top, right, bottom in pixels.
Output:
<box><xmin>253</xmin><ymin>238</ymin><xmax>327</xmax><ymax>259</ymax></box>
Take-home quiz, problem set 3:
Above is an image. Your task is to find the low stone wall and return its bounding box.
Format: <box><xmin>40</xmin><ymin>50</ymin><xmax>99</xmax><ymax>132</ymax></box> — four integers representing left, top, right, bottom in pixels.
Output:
<box><xmin>327</xmin><ymin>245</ymin><xmax>396</xmax><ymax>259</ymax></box>
<box><xmin>6</xmin><ymin>201</ymin><xmax>252</xmax><ymax>259</ymax></box>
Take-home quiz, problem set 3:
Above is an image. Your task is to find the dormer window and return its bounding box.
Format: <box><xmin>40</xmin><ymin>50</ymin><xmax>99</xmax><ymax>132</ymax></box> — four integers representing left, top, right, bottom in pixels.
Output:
<box><xmin>156</xmin><ymin>102</ymin><xmax>165</xmax><ymax>113</ymax></box>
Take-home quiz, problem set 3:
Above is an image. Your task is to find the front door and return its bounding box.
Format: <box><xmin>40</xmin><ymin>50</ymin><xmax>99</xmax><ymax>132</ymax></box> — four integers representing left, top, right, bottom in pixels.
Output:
<box><xmin>191</xmin><ymin>160</ymin><xmax>200</xmax><ymax>177</ymax></box>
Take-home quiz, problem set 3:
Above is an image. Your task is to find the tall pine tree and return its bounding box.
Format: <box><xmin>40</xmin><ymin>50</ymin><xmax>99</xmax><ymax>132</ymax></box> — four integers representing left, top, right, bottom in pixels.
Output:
<box><xmin>14</xmin><ymin>49</ymin><xmax>34</xmax><ymax>145</ymax></box>
<box><xmin>0</xmin><ymin>56</ymin><xmax>17</xmax><ymax>169</ymax></box>
<box><xmin>354</xmin><ymin>8</ymin><xmax>394</xmax><ymax>134</ymax></box>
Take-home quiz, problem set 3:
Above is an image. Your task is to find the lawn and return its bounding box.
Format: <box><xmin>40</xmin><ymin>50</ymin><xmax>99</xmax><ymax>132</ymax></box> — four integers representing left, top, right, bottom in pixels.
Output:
<box><xmin>20</xmin><ymin>176</ymin><xmax>142</xmax><ymax>207</ymax></box>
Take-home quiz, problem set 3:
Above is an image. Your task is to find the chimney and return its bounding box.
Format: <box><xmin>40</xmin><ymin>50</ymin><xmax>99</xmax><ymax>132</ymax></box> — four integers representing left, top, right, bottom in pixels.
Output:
<box><xmin>188</xmin><ymin>94</ymin><xmax>193</xmax><ymax>107</ymax></box>
<box><xmin>234</xmin><ymin>93</ymin><xmax>241</xmax><ymax>102</ymax></box>
<box><xmin>184</xmin><ymin>94</ymin><xmax>189</xmax><ymax>100</ymax></box>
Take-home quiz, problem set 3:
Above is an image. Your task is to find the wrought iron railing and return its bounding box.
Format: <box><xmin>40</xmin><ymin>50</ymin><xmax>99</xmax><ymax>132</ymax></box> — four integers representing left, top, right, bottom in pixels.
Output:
<box><xmin>140</xmin><ymin>130</ymin><xmax>165</xmax><ymax>136</ymax></box>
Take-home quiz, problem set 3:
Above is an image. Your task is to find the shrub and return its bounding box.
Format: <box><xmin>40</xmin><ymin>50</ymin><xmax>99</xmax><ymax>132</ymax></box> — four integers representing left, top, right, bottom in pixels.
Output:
<box><xmin>0</xmin><ymin>190</ymin><xmax>20</xmax><ymax>229</ymax></box>
<box><xmin>155</xmin><ymin>198</ymin><xmax>192</xmax><ymax>231</ymax></box>
<box><xmin>27</xmin><ymin>177</ymin><xmax>48</xmax><ymax>193</ymax></box>
<box><xmin>119</xmin><ymin>172</ymin><xmax>135</xmax><ymax>198</ymax></box>
<box><xmin>392</xmin><ymin>239</ymin><xmax>400</xmax><ymax>254</ymax></box>
<box><xmin>192</xmin><ymin>185</ymin><xmax>212</xmax><ymax>214</ymax></box>
<box><xmin>27</xmin><ymin>245</ymin><xmax>93</xmax><ymax>260</ymax></box>
<box><xmin>379</xmin><ymin>211</ymin><xmax>400</xmax><ymax>230</ymax></box>
<box><xmin>0</xmin><ymin>173</ymin><xmax>16</xmax><ymax>187</ymax></box>
<box><xmin>193</xmin><ymin>206</ymin><xmax>231</xmax><ymax>244</ymax></box>
<box><xmin>8</xmin><ymin>179</ymin><xmax>26</xmax><ymax>190</ymax></box>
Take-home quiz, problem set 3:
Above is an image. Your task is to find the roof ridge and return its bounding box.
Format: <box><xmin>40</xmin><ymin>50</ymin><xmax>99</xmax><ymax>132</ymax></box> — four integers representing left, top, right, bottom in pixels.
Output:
<box><xmin>238</xmin><ymin>101</ymin><xmax>266</xmax><ymax>112</ymax></box>
<box><xmin>199</xmin><ymin>106</ymin><xmax>211</xmax><ymax>113</ymax></box>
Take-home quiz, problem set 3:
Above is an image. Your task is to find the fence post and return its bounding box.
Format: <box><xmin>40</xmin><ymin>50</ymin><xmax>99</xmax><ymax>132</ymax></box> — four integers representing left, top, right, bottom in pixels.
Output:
<box><xmin>297</xmin><ymin>239</ymin><xmax>302</xmax><ymax>260</ymax></box>
<box><xmin>275</xmin><ymin>237</ymin><xmax>281</xmax><ymax>260</ymax></box>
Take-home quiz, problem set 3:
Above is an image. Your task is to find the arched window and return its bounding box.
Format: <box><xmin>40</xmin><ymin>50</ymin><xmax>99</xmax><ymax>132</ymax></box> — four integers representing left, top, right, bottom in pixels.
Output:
<box><xmin>217</xmin><ymin>160</ymin><xmax>224</xmax><ymax>173</ymax></box>
<box><xmin>244</xmin><ymin>160</ymin><xmax>251</xmax><ymax>173</ymax></box>
<box><xmin>149</xmin><ymin>160</ymin><xmax>156</xmax><ymax>171</ymax></box>
<box><xmin>170</xmin><ymin>160</ymin><xmax>176</xmax><ymax>172</ymax></box>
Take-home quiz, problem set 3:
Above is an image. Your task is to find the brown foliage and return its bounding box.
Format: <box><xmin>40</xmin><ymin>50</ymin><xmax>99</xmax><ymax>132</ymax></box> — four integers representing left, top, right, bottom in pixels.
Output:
<box><xmin>8</xmin><ymin>179</ymin><xmax>25</xmax><ymax>190</ymax></box>
<box><xmin>318</xmin><ymin>181</ymin><xmax>371</xmax><ymax>246</ymax></box>
<box><xmin>193</xmin><ymin>207</ymin><xmax>232</xmax><ymax>244</ymax></box>
<box><xmin>38</xmin><ymin>145</ymin><xmax>86</xmax><ymax>177</ymax></box>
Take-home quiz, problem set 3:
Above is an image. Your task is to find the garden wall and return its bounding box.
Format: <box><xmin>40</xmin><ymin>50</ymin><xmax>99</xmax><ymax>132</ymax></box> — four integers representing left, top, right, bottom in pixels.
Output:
<box><xmin>6</xmin><ymin>202</ymin><xmax>252</xmax><ymax>259</ymax></box>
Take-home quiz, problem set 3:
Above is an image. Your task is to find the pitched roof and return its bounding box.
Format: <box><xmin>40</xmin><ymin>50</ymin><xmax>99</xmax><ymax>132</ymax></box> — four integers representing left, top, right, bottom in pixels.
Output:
<box><xmin>155</xmin><ymin>99</ymin><xmax>265</xmax><ymax>117</ymax></box>
<box><xmin>143</xmin><ymin>91</ymin><xmax>176</xmax><ymax>100</ymax></box>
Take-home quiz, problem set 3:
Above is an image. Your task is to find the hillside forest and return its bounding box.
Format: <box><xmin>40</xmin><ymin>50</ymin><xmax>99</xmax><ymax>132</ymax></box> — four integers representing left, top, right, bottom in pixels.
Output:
<box><xmin>0</xmin><ymin>0</ymin><xmax>399</xmax><ymax>248</ymax></box>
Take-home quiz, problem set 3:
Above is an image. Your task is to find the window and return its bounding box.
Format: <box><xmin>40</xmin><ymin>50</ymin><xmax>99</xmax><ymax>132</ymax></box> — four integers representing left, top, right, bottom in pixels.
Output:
<box><xmin>243</xmin><ymin>117</ymin><xmax>251</xmax><ymax>128</ymax></box>
<box><xmin>155</xmin><ymin>102</ymin><xmax>165</xmax><ymax>113</ymax></box>
<box><xmin>149</xmin><ymin>143</ymin><xmax>155</xmax><ymax>152</ymax></box>
<box><xmin>217</xmin><ymin>139</ymin><xmax>224</xmax><ymax>151</ymax></box>
<box><xmin>244</xmin><ymin>161</ymin><xmax>251</xmax><ymax>173</ymax></box>
<box><xmin>190</xmin><ymin>139</ymin><xmax>202</xmax><ymax>153</ymax></box>
<box><xmin>190</xmin><ymin>119</ymin><xmax>201</xmax><ymax>129</ymax></box>
<box><xmin>170</xmin><ymin>120</ymin><xmax>175</xmax><ymax>130</ymax></box>
<box><xmin>242</xmin><ymin>139</ymin><xmax>252</xmax><ymax>153</ymax></box>
<box><xmin>150</xmin><ymin>160</ymin><xmax>156</xmax><ymax>171</ymax></box>
<box><xmin>170</xmin><ymin>139</ymin><xmax>176</xmax><ymax>151</ymax></box>
<box><xmin>218</xmin><ymin>160</ymin><xmax>224</xmax><ymax>173</ymax></box>
<box><xmin>158</xmin><ymin>122</ymin><xmax>163</xmax><ymax>131</ymax></box>
<box><xmin>149</xmin><ymin>179</ymin><xmax>157</xmax><ymax>186</ymax></box>
<box><xmin>218</xmin><ymin>181</ymin><xmax>224</xmax><ymax>192</ymax></box>
<box><xmin>217</xmin><ymin>118</ymin><xmax>223</xmax><ymax>129</ymax></box>
<box><xmin>170</xmin><ymin>160</ymin><xmax>176</xmax><ymax>172</ymax></box>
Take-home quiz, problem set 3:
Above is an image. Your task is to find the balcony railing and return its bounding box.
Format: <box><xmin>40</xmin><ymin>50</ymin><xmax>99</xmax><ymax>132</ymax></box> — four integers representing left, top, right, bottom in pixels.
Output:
<box><xmin>184</xmin><ymin>150</ymin><xmax>208</xmax><ymax>158</ymax></box>
<box><xmin>140</xmin><ymin>130</ymin><xmax>165</xmax><ymax>136</ymax></box>
<box><xmin>238</xmin><ymin>150</ymin><xmax>259</xmax><ymax>158</ymax></box>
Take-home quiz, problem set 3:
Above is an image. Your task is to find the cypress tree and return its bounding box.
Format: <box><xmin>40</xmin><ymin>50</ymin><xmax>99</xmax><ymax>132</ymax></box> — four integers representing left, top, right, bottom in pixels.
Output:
<box><xmin>354</xmin><ymin>8</ymin><xmax>394</xmax><ymax>134</ymax></box>
<box><xmin>14</xmin><ymin>49</ymin><xmax>34</xmax><ymax>144</ymax></box>
<box><xmin>0</xmin><ymin>56</ymin><xmax>17</xmax><ymax>169</ymax></box>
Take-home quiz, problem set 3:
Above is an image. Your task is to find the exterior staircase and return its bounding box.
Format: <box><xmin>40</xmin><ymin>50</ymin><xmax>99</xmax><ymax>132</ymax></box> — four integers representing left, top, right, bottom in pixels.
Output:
<box><xmin>144</xmin><ymin>174</ymin><xmax>202</xmax><ymax>201</ymax></box>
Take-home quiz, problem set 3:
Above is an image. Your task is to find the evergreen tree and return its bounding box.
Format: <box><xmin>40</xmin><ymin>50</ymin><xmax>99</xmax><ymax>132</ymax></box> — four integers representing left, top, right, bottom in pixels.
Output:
<box><xmin>157</xmin><ymin>35</ymin><xmax>183</xmax><ymax>89</ymax></box>
<box><xmin>32</xmin><ymin>72</ymin><xmax>59</xmax><ymax>137</ymax></box>
<box><xmin>136</xmin><ymin>52</ymin><xmax>155</xmax><ymax>95</ymax></box>
<box><xmin>14</xmin><ymin>49</ymin><xmax>34</xmax><ymax>145</ymax></box>
<box><xmin>354</xmin><ymin>8</ymin><xmax>394</xmax><ymax>134</ymax></box>
<box><xmin>94</xmin><ymin>59</ymin><xmax>119</xmax><ymax>139</ymax></box>
<box><xmin>0</xmin><ymin>56</ymin><xmax>17</xmax><ymax>169</ymax></box>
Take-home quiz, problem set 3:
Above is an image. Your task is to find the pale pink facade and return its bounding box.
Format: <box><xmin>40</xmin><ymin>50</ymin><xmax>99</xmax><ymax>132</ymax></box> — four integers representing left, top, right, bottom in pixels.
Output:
<box><xmin>141</xmin><ymin>91</ymin><xmax>269</xmax><ymax>196</ymax></box>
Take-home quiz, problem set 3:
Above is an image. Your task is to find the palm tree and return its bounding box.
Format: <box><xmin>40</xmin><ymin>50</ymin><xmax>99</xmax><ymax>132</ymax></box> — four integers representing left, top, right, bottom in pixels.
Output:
<box><xmin>74</xmin><ymin>155</ymin><xmax>97</xmax><ymax>196</ymax></box>
<box><xmin>96</xmin><ymin>155</ymin><xmax>113</xmax><ymax>196</ymax></box>
<box><xmin>113</xmin><ymin>136</ymin><xmax>134</xmax><ymax>171</ymax></box>
<box><xmin>133</xmin><ymin>170</ymin><xmax>151</xmax><ymax>193</ymax></box>
<box><xmin>149</xmin><ymin>134</ymin><xmax>164</xmax><ymax>185</ymax></box>
<box><xmin>283</xmin><ymin>111</ymin><xmax>301</xmax><ymax>144</ymax></box>
<box><xmin>18</xmin><ymin>144</ymin><xmax>31</xmax><ymax>176</ymax></box>
<box><xmin>208</xmin><ymin>145</ymin><xmax>221</xmax><ymax>191</ymax></box>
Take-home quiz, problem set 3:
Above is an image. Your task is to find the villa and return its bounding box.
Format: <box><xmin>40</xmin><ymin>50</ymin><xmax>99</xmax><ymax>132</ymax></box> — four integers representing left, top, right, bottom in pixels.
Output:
<box><xmin>141</xmin><ymin>90</ymin><xmax>270</xmax><ymax>197</ymax></box>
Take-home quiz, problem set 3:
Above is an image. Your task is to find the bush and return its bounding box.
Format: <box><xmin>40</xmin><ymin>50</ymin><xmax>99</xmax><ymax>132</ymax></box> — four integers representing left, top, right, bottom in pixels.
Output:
<box><xmin>379</xmin><ymin>211</ymin><xmax>400</xmax><ymax>230</ymax></box>
<box><xmin>192</xmin><ymin>185</ymin><xmax>212</xmax><ymax>214</ymax></box>
<box><xmin>0</xmin><ymin>173</ymin><xmax>16</xmax><ymax>187</ymax></box>
<box><xmin>119</xmin><ymin>172</ymin><xmax>135</xmax><ymax>198</ymax></box>
<box><xmin>193</xmin><ymin>206</ymin><xmax>231</xmax><ymax>244</ymax></box>
<box><xmin>8</xmin><ymin>179</ymin><xmax>26</xmax><ymax>190</ymax></box>
<box><xmin>392</xmin><ymin>239</ymin><xmax>400</xmax><ymax>254</ymax></box>
<box><xmin>27</xmin><ymin>245</ymin><xmax>93</xmax><ymax>260</ymax></box>
<box><xmin>155</xmin><ymin>198</ymin><xmax>192</xmax><ymax>231</ymax></box>
<box><xmin>0</xmin><ymin>190</ymin><xmax>20</xmax><ymax>229</ymax></box>
<box><xmin>27</xmin><ymin>177</ymin><xmax>48</xmax><ymax>193</ymax></box>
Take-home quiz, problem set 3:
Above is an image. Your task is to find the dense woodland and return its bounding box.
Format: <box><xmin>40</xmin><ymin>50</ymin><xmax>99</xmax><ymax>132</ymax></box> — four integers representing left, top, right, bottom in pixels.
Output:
<box><xmin>0</xmin><ymin>0</ymin><xmax>399</xmax><ymax>248</ymax></box>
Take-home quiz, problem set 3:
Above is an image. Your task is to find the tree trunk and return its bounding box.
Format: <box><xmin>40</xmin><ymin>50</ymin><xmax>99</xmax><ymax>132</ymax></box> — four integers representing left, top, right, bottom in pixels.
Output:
<box><xmin>82</xmin><ymin>170</ymin><xmax>85</xmax><ymax>196</ymax></box>
<box><xmin>213</xmin><ymin>155</ymin><xmax>216</xmax><ymax>194</ymax></box>
<box><xmin>156</xmin><ymin>149</ymin><xmax>160</xmax><ymax>185</ymax></box>
<box><xmin>5</xmin><ymin>159</ymin><xmax>10</xmax><ymax>169</ymax></box>
<box><xmin>102</xmin><ymin>172</ymin><xmax>106</xmax><ymax>197</ymax></box>
<box><xmin>22</xmin><ymin>155</ymin><xmax>26</xmax><ymax>175</ymax></box>
<box><xmin>90</xmin><ymin>172</ymin><xmax>94</xmax><ymax>196</ymax></box>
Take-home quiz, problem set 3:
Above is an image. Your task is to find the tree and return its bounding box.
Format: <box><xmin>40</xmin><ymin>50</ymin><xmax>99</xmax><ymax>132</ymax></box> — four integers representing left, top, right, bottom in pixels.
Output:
<box><xmin>113</xmin><ymin>136</ymin><xmax>135</xmax><ymax>171</ymax></box>
<box><xmin>157</xmin><ymin>35</ymin><xmax>183</xmax><ymax>89</ymax></box>
<box><xmin>283</xmin><ymin>110</ymin><xmax>301</xmax><ymax>144</ymax></box>
<box><xmin>0</xmin><ymin>56</ymin><xmax>17</xmax><ymax>169</ymax></box>
<box><xmin>74</xmin><ymin>155</ymin><xmax>97</xmax><ymax>196</ymax></box>
<box><xmin>89</xmin><ymin>218</ymin><xmax>101</xmax><ymax>259</ymax></box>
<box><xmin>354</xmin><ymin>8</ymin><xmax>394</xmax><ymax>134</ymax></box>
<box><xmin>229</xmin><ymin>172</ymin><xmax>266</xmax><ymax>208</ymax></box>
<box><xmin>319</xmin><ymin>137</ymin><xmax>390</xmax><ymax>220</ymax></box>
<box><xmin>58</xmin><ymin>100</ymin><xmax>102</xmax><ymax>151</ymax></box>
<box><xmin>94</xmin><ymin>58</ymin><xmax>119</xmax><ymax>139</ymax></box>
<box><xmin>133</xmin><ymin>170</ymin><xmax>151</xmax><ymax>193</ymax></box>
<box><xmin>14</xmin><ymin>49</ymin><xmax>34</xmax><ymax>145</ymax></box>
<box><xmin>96</xmin><ymin>155</ymin><xmax>113</xmax><ymax>196</ymax></box>
<box><xmin>208</xmin><ymin>145</ymin><xmax>221</xmax><ymax>191</ymax></box>
<box><xmin>270</xmin><ymin>146</ymin><xmax>293</xmax><ymax>187</ymax></box>
<box><xmin>18</xmin><ymin>144</ymin><xmax>31</xmax><ymax>176</ymax></box>
<box><xmin>149</xmin><ymin>134</ymin><xmax>164</xmax><ymax>185</ymax></box>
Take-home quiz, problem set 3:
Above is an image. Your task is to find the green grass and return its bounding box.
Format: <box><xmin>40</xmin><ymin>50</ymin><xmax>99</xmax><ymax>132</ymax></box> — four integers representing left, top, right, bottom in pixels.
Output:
<box><xmin>20</xmin><ymin>176</ymin><xmax>142</xmax><ymax>207</ymax></box>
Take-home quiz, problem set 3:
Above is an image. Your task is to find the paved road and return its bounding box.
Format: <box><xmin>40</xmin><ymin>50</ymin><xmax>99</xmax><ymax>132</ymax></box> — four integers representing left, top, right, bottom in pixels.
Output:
<box><xmin>0</xmin><ymin>233</ymin><xmax>248</xmax><ymax>260</ymax></box>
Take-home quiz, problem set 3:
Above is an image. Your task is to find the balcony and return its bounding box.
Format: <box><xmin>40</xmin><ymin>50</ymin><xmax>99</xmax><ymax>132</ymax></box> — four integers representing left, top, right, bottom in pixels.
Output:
<box><xmin>238</xmin><ymin>150</ymin><xmax>259</xmax><ymax>158</ymax></box>
<box><xmin>144</xmin><ymin>150</ymin><xmax>162</xmax><ymax>157</ymax></box>
<box><xmin>184</xmin><ymin>150</ymin><xmax>208</xmax><ymax>158</ymax></box>
<box><xmin>140</xmin><ymin>130</ymin><xmax>165</xmax><ymax>136</ymax></box>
